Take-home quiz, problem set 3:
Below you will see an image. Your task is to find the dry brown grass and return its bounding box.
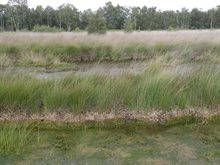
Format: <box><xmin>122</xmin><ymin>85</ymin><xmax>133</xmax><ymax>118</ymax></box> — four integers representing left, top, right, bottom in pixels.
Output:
<box><xmin>1</xmin><ymin>30</ymin><xmax>220</xmax><ymax>46</ymax></box>
<box><xmin>1</xmin><ymin>30</ymin><xmax>220</xmax><ymax>66</ymax></box>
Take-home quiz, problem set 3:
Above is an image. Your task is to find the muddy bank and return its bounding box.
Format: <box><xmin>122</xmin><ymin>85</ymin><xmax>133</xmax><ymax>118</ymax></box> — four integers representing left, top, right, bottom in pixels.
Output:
<box><xmin>0</xmin><ymin>61</ymin><xmax>147</xmax><ymax>79</ymax></box>
<box><xmin>1</xmin><ymin>62</ymin><xmax>218</xmax><ymax>79</ymax></box>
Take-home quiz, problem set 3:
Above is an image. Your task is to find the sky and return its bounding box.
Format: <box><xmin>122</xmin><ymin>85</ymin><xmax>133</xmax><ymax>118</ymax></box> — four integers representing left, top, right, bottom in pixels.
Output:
<box><xmin>0</xmin><ymin>0</ymin><xmax>219</xmax><ymax>11</ymax></box>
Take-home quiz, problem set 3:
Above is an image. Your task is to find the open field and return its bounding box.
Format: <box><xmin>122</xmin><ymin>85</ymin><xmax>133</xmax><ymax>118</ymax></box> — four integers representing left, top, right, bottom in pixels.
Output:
<box><xmin>1</xmin><ymin>30</ymin><xmax>220</xmax><ymax>164</ymax></box>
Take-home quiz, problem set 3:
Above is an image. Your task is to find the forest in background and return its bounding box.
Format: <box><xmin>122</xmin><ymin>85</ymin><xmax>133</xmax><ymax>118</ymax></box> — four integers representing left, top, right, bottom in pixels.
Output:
<box><xmin>0</xmin><ymin>0</ymin><xmax>220</xmax><ymax>32</ymax></box>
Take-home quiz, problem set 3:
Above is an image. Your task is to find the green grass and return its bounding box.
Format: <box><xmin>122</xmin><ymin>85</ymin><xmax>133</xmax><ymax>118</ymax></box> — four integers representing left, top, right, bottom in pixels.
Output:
<box><xmin>1</xmin><ymin>118</ymin><xmax>220</xmax><ymax>164</ymax></box>
<box><xmin>0</xmin><ymin>122</ymin><xmax>35</xmax><ymax>154</ymax></box>
<box><xmin>0</xmin><ymin>116</ymin><xmax>219</xmax><ymax>161</ymax></box>
<box><xmin>1</xmin><ymin>41</ymin><xmax>220</xmax><ymax>67</ymax></box>
<box><xmin>0</xmin><ymin>65</ymin><xmax>220</xmax><ymax>112</ymax></box>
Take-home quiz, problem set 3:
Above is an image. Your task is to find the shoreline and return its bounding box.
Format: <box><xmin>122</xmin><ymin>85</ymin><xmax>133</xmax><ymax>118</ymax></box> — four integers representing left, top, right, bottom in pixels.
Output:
<box><xmin>1</xmin><ymin>108</ymin><xmax>220</xmax><ymax>124</ymax></box>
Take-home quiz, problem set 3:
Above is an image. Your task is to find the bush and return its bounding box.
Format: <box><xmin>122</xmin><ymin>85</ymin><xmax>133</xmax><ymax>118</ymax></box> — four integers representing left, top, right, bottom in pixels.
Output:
<box><xmin>32</xmin><ymin>25</ymin><xmax>64</xmax><ymax>32</ymax></box>
<box><xmin>75</xmin><ymin>27</ymin><xmax>81</xmax><ymax>32</ymax></box>
<box><xmin>20</xmin><ymin>28</ymin><xmax>29</xmax><ymax>32</ymax></box>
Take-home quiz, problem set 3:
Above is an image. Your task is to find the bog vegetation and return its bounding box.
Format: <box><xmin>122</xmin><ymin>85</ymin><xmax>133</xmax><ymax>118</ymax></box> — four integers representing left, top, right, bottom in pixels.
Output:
<box><xmin>1</xmin><ymin>31</ymin><xmax>220</xmax><ymax>67</ymax></box>
<box><xmin>0</xmin><ymin>64</ymin><xmax>220</xmax><ymax>112</ymax></box>
<box><xmin>1</xmin><ymin>1</ymin><xmax>220</xmax><ymax>163</ymax></box>
<box><xmin>0</xmin><ymin>30</ymin><xmax>220</xmax><ymax>113</ymax></box>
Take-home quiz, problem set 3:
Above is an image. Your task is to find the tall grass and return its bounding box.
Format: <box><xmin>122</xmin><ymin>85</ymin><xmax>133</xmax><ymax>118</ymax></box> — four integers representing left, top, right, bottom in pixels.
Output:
<box><xmin>1</xmin><ymin>31</ymin><xmax>220</xmax><ymax>66</ymax></box>
<box><xmin>0</xmin><ymin>65</ymin><xmax>220</xmax><ymax>112</ymax></box>
<box><xmin>0</xmin><ymin>42</ymin><xmax>220</xmax><ymax>66</ymax></box>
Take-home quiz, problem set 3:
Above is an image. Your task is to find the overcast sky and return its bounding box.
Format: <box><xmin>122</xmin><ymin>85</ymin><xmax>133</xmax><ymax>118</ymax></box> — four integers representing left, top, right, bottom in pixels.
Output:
<box><xmin>0</xmin><ymin>0</ymin><xmax>219</xmax><ymax>11</ymax></box>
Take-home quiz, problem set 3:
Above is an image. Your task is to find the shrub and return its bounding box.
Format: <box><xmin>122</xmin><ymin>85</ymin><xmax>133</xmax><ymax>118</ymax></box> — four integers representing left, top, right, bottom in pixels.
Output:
<box><xmin>75</xmin><ymin>27</ymin><xmax>81</xmax><ymax>32</ymax></box>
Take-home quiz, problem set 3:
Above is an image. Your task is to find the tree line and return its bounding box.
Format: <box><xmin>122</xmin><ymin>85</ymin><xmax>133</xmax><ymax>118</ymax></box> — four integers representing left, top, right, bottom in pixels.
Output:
<box><xmin>0</xmin><ymin>0</ymin><xmax>220</xmax><ymax>32</ymax></box>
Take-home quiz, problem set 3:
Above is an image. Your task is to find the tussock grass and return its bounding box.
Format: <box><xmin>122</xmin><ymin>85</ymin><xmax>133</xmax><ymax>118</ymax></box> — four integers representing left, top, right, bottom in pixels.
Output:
<box><xmin>0</xmin><ymin>65</ymin><xmax>220</xmax><ymax>113</ymax></box>
<box><xmin>1</xmin><ymin>31</ymin><xmax>220</xmax><ymax>66</ymax></box>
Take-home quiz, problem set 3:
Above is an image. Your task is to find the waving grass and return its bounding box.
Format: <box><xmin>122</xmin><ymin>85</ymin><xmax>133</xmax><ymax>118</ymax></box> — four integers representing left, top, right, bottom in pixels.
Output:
<box><xmin>0</xmin><ymin>65</ymin><xmax>220</xmax><ymax>113</ymax></box>
<box><xmin>1</xmin><ymin>31</ymin><xmax>220</xmax><ymax>66</ymax></box>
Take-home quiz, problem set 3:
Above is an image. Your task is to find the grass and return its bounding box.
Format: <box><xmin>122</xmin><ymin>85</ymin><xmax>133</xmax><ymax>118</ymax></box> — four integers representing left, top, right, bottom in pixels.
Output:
<box><xmin>1</xmin><ymin>30</ymin><xmax>220</xmax><ymax>163</ymax></box>
<box><xmin>0</xmin><ymin>122</ymin><xmax>34</xmax><ymax>154</ymax></box>
<box><xmin>1</xmin><ymin>31</ymin><xmax>220</xmax><ymax>67</ymax></box>
<box><xmin>0</xmin><ymin>64</ymin><xmax>220</xmax><ymax>113</ymax></box>
<box><xmin>1</xmin><ymin>118</ymin><xmax>220</xmax><ymax>164</ymax></box>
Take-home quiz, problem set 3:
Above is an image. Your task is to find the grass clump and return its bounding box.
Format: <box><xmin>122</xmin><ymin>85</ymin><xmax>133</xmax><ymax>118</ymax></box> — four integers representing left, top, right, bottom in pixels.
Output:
<box><xmin>0</xmin><ymin>31</ymin><xmax>220</xmax><ymax>66</ymax></box>
<box><xmin>0</xmin><ymin>41</ymin><xmax>220</xmax><ymax>66</ymax></box>
<box><xmin>0</xmin><ymin>75</ymin><xmax>43</xmax><ymax>111</ymax></box>
<box><xmin>0</xmin><ymin>65</ymin><xmax>220</xmax><ymax>112</ymax></box>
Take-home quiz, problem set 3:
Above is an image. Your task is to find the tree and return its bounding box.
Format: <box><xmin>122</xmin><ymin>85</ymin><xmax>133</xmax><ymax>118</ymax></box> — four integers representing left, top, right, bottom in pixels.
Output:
<box><xmin>179</xmin><ymin>8</ymin><xmax>190</xmax><ymax>29</ymax></box>
<box><xmin>33</xmin><ymin>5</ymin><xmax>44</xmax><ymax>26</ymax></box>
<box><xmin>103</xmin><ymin>1</ymin><xmax>114</xmax><ymax>29</ymax></box>
<box><xmin>162</xmin><ymin>10</ymin><xmax>177</xmax><ymax>29</ymax></box>
<box><xmin>190</xmin><ymin>8</ymin><xmax>204</xmax><ymax>29</ymax></box>
<box><xmin>7</xmin><ymin>0</ymin><xmax>28</xmax><ymax>31</ymax></box>
<box><xmin>215</xmin><ymin>6</ymin><xmax>220</xmax><ymax>28</ymax></box>
<box><xmin>44</xmin><ymin>6</ymin><xmax>55</xmax><ymax>27</ymax></box>
<box><xmin>123</xmin><ymin>17</ymin><xmax>133</xmax><ymax>32</ymax></box>
<box><xmin>1</xmin><ymin>1</ymin><xmax>220</xmax><ymax>31</ymax></box>
<box><xmin>208</xmin><ymin>8</ymin><xmax>215</xmax><ymax>29</ymax></box>
<box><xmin>147</xmin><ymin>7</ymin><xmax>157</xmax><ymax>30</ymax></box>
<box><xmin>139</xmin><ymin>6</ymin><xmax>149</xmax><ymax>30</ymax></box>
<box><xmin>113</xmin><ymin>5</ymin><xmax>128</xmax><ymax>29</ymax></box>
<box><xmin>103</xmin><ymin>2</ymin><xmax>127</xmax><ymax>29</ymax></box>
<box><xmin>79</xmin><ymin>9</ymin><xmax>92</xmax><ymax>30</ymax></box>
<box><xmin>0</xmin><ymin>5</ymin><xmax>6</xmax><ymax>30</ymax></box>
<box><xmin>131</xmin><ymin>7</ymin><xmax>140</xmax><ymax>30</ymax></box>
<box><xmin>58</xmin><ymin>3</ymin><xmax>79</xmax><ymax>31</ymax></box>
<box><xmin>87</xmin><ymin>11</ymin><xmax>106</xmax><ymax>34</ymax></box>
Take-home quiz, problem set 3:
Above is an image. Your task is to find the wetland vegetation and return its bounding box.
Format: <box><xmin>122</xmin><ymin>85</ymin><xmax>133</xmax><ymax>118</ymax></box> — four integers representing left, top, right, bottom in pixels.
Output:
<box><xmin>1</xmin><ymin>31</ymin><xmax>220</xmax><ymax>67</ymax></box>
<box><xmin>1</xmin><ymin>0</ymin><xmax>220</xmax><ymax>164</ymax></box>
<box><xmin>0</xmin><ymin>31</ymin><xmax>220</xmax><ymax>164</ymax></box>
<box><xmin>0</xmin><ymin>117</ymin><xmax>220</xmax><ymax>165</ymax></box>
<box><xmin>1</xmin><ymin>63</ymin><xmax>220</xmax><ymax>112</ymax></box>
